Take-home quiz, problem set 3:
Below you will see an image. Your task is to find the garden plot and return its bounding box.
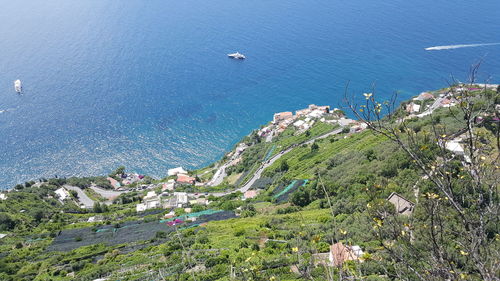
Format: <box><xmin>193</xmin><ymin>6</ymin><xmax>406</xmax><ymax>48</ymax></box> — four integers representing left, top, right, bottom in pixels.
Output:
<box><xmin>47</xmin><ymin>211</ymin><xmax>236</xmax><ymax>252</ymax></box>
<box><xmin>272</xmin><ymin>179</ymin><xmax>308</xmax><ymax>202</ymax></box>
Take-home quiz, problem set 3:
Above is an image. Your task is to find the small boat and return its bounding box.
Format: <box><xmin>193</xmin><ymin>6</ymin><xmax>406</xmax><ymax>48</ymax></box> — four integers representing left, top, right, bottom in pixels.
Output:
<box><xmin>14</xmin><ymin>79</ymin><xmax>22</xmax><ymax>93</ymax></box>
<box><xmin>227</xmin><ymin>52</ymin><xmax>246</xmax><ymax>59</ymax></box>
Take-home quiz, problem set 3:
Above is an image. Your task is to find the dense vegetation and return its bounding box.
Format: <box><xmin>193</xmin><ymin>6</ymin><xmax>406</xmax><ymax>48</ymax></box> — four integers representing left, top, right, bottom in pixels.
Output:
<box><xmin>0</xmin><ymin>83</ymin><xmax>498</xmax><ymax>280</ymax></box>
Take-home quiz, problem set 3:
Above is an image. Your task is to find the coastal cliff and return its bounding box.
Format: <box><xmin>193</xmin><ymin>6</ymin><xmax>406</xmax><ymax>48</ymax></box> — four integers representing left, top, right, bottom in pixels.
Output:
<box><xmin>0</xmin><ymin>84</ymin><xmax>499</xmax><ymax>281</ymax></box>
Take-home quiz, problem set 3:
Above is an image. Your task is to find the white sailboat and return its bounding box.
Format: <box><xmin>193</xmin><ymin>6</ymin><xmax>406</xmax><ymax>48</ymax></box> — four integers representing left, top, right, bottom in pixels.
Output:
<box><xmin>14</xmin><ymin>79</ymin><xmax>22</xmax><ymax>93</ymax></box>
<box><xmin>227</xmin><ymin>52</ymin><xmax>246</xmax><ymax>59</ymax></box>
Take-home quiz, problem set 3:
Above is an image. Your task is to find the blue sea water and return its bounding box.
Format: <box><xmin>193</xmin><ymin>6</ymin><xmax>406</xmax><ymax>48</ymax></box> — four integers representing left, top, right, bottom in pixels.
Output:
<box><xmin>0</xmin><ymin>0</ymin><xmax>499</xmax><ymax>189</ymax></box>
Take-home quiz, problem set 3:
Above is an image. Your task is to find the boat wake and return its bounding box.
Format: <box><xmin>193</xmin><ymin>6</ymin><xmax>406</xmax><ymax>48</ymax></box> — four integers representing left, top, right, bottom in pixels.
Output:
<box><xmin>425</xmin><ymin>42</ymin><xmax>500</xmax><ymax>51</ymax></box>
<box><xmin>0</xmin><ymin>107</ymin><xmax>17</xmax><ymax>114</ymax></box>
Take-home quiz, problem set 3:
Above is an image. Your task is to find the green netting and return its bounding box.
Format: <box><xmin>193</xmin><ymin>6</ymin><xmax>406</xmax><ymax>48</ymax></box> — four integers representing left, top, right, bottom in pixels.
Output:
<box><xmin>159</xmin><ymin>209</ymin><xmax>223</xmax><ymax>223</ymax></box>
<box><xmin>263</xmin><ymin>145</ymin><xmax>276</xmax><ymax>162</ymax></box>
<box><xmin>273</xmin><ymin>179</ymin><xmax>308</xmax><ymax>199</ymax></box>
<box><xmin>273</xmin><ymin>180</ymin><xmax>297</xmax><ymax>199</ymax></box>
<box><xmin>179</xmin><ymin>224</ymin><xmax>200</xmax><ymax>230</ymax></box>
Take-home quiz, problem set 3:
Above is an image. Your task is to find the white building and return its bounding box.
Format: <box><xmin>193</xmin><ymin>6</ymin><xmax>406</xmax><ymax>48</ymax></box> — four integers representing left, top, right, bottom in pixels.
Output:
<box><xmin>162</xmin><ymin>179</ymin><xmax>176</xmax><ymax>191</ymax></box>
<box><xmin>445</xmin><ymin>140</ymin><xmax>464</xmax><ymax>155</ymax></box>
<box><xmin>173</xmin><ymin>192</ymin><xmax>189</xmax><ymax>205</ymax></box>
<box><xmin>145</xmin><ymin>191</ymin><xmax>157</xmax><ymax>199</ymax></box>
<box><xmin>307</xmin><ymin>109</ymin><xmax>325</xmax><ymax>119</ymax></box>
<box><xmin>168</xmin><ymin>167</ymin><xmax>188</xmax><ymax>177</ymax></box>
<box><xmin>406</xmin><ymin>102</ymin><xmax>421</xmax><ymax>114</ymax></box>
<box><xmin>337</xmin><ymin>118</ymin><xmax>356</xmax><ymax>127</ymax></box>
<box><xmin>136</xmin><ymin>191</ymin><xmax>161</xmax><ymax>212</ymax></box>
<box><xmin>445</xmin><ymin>138</ymin><xmax>471</xmax><ymax>163</ymax></box>
<box><xmin>293</xmin><ymin>120</ymin><xmax>305</xmax><ymax>128</ymax></box>
<box><xmin>165</xmin><ymin>192</ymin><xmax>189</xmax><ymax>208</ymax></box>
<box><xmin>136</xmin><ymin>203</ymin><xmax>147</xmax><ymax>212</ymax></box>
<box><xmin>0</xmin><ymin>193</ymin><xmax>7</xmax><ymax>200</ymax></box>
<box><xmin>55</xmin><ymin>188</ymin><xmax>70</xmax><ymax>201</ymax></box>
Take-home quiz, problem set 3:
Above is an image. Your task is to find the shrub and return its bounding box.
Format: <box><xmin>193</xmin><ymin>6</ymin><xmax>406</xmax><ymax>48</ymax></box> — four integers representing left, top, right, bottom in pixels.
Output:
<box><xmin>233</xmin><ymin>228</ymin><xmax>245</xmax><ymax>237</ymax></box>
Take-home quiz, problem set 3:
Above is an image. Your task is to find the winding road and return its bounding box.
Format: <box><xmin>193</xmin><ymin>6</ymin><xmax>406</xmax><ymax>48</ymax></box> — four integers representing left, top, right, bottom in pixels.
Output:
<box><xmin>196</xmin><ymin>127</ymin><xmax>344</xmax><ymax>197</ymax></box>
<box><xmin>70</xmin><ymin>127</ymin><xmax>345</xmax><ymax>203</ymax></box>
<box><xmin>64</xmin><ymin>185</ymin><xmax>94</xmax><ymax>208</ymax></box>
<box><xmin>238</xmin><ymin>127</ymin><xmax>343</xmax><ymax>193</ymax></box>
<box><xmin>90</xmin><ymin>186</ymin><xmax>125</xmax><ymax>200</ymax></box>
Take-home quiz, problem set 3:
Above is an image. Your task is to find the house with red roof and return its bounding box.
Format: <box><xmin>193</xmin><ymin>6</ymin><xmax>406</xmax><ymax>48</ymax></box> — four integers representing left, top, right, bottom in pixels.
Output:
<box><xmin>176</xmin><ymin>174</ymin><xmax>196</xmax><ymax>185</ymax></box>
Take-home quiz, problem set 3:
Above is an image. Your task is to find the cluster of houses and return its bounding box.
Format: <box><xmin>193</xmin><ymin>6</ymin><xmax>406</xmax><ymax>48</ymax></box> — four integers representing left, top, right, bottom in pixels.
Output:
<box><xmin>258</xmin><ymin>104</ymin><xmax>350</xmax><ymax>141</ymax></box>
<box><xmin>225</xmin><ymin>143</ymin><xmax>249</xmax><ymax>167</ymax></box>
<box><xmin>168</xmin><ymin>167</ymin><xmax>197</xmax><ymax>185</ymax></box>
<box><xmin>135</xmin><ymin>169</ymin><xmax>211</xmax><ymax>212</ymax></box>
<box><xmin>407</xmin><ymin>84</ymin><xmax>498</xmax><ymax>116</ymax></box>
<box><xmin>135</xmin><ymin>190</ymin><xmax>209</xmax><ymax>213</ymax></box>
<box><xmin>107</xmin><ymin>173</ymin><xmax>145</xmax><ymax>190</ymax></box>
<box><xmin>405</xmin><ymin>88</ymin><xmax>474</xmax><ymax>116</ymax></box>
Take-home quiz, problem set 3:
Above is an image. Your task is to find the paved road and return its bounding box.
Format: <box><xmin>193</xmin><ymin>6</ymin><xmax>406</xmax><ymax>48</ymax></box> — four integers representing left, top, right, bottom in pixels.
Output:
<box><xmin>238</xmin><ymin>127</ymin><xmax>343</xmax><ymax>193</ymax></box>
<box><xmin>206</xmin><ymin>164</ymin><xmax>227</xmax><ymax>187</ymax></box>
<box><xmin>415</xmin><ymin>97</ymin><xmax>445</xmax><ymax>118</ymax></box>
<box><xmin>64</xmin><ymin>185</ymin><xmax>94</xmax><ymax>208</ymax></box>
<box><xmin>90</xmin><ymin>186</ymin><xmax>126</xmax><ymax>200</ymax></box>
<box><xmin>187</xmin><ymin>127</ymin><xmax>344</xmax><ymax>198</ymax></box>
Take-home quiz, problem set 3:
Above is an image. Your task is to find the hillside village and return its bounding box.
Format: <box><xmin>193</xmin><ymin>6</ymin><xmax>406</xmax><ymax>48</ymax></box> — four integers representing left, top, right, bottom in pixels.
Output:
<box><xmin>0</xmin><ymin>83</ymin><xmax>498</xmax><ymax>281</ymax></box>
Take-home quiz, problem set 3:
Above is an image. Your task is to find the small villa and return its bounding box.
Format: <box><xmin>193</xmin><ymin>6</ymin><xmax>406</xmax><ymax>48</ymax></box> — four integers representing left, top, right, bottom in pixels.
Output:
<box><xmin>162</xmin><ymin>179</ymin><xmax>176</xmax><ymax>191</ymax></box>
<box><xmin>243</xmin><ymin>190</ymin><xmax>260</xmax><ymax>200</ymax></box>
<box><xmin>168</xmin><ymin>167</ymin><xmax>188</xmax><ymax>177</ymax></box>
<box><xmin>176</xmin><ymin>174</ymin><xmax>196</xmax><ymax>185</ymax></box>
<box><xmin>136</xmin><ymin>191</ymin><xmax>161</xmax><ymax>212</ymax></box>
<box><xmin>414</xmin><ymin>92</ymin><xmax>435</xmax><ymax>101</ymax></box>
<box><xmin>55</xmin><ymin>187</ymin><xmax>70</xmax><ymax>201</ymax></box>
<box><xmin>107</xmin><ymin>177</ymin><xmax>121</xmax><ymax>189</ymax></box>
<box><xmin>406</xmin><ymin>102</ymin><xmax>421</xmax><ymax>114</ymax></box>
<box><xmin>164</xmin><ymin>192</ymin><xmax>189</xmax><ymax>208</ymax></box>
<box><xmin>329</xmin><ymin>242</ymin><xmax>364</xmax><ymax>267</ymax></box>
<box><xmin>387</xmin><ymin>192</ymin><xmax>415</xmax><ymax>216</ymax></box>
<box><xmin>440</xmin><ymin>98</ymin><xmax>455</xmax><ymax>108</ymax></box>
<box><xmin>273</xmin><ymin>111</ymin><xmax>294</xmax><ymax>123</ymax></box>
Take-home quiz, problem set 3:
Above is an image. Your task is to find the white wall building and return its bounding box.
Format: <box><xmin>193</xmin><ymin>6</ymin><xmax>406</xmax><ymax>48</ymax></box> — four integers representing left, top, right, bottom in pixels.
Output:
<box><xmin>173</xmin><ymin>192</ymin><xmax>189</xmax><ymax>205</ymax></box>
<box><xmin>168</xmin><ymin>167</ymin><xmax>188</xmax><ymax>177</ymax></box>
<box><xmin>55</xmin><ymin>187</ymin><xmax>70</xmax><ymax>201</ymax></box>
<box><xmin>136</xmin><ymin>191</ymin><xmax>161</xmax><ymax>212</ymax></box>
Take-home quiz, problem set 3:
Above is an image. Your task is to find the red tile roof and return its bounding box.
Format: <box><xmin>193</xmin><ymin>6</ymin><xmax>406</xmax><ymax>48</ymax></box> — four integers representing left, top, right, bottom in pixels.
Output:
<box><xmin>176</xmin><ymin>174</ymin><xmax>195</xmax><ymax>184</ymax></box>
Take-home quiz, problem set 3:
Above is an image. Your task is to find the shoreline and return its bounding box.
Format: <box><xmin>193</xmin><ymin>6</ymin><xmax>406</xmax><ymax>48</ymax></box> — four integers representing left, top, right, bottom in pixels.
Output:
<box><xmin>1</xmin><ymin>83</ymin><xmax>498</xmax><ymax>194</ymax></box>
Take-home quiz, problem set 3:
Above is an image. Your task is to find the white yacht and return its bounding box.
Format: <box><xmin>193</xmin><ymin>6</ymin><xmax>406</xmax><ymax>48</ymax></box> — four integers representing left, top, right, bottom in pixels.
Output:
<box><xmin>14</xmin><ymin>79</ymin><xmax>22</xmax><ymax>93</ymax></box>
<box><xmin>227</xmin><ymin>52</ymin><xmax>246</xmax><ymax>59</ymax></box>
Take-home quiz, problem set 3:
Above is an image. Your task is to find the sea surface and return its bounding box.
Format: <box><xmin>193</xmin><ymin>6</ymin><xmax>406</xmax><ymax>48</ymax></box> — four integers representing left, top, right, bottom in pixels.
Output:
<box><xmin>0</xmin><ymin>0</ymin><xmax>499</xmax><ymax>189</ymax></box>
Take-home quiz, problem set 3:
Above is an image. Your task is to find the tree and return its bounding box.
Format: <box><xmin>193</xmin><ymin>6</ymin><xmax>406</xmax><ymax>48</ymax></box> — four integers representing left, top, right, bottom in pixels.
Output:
<box><xmin>279</xmin><ymin>160</ymin><xmax>289</xmax><ymax>172</ymax></box>
<box><xmin>345</xmin><ymin>63</ymin><xmax>499</xmax><ymax>280</ymax></box>
<box><xmin>92</xmin><ymin>202</ymin><xmax>103</xmax><ymax>213</ymax></box>
<box><xmin>240</xmin><ymin>204</ymin><xmax>256</xmax><ymax>217</ymax></box>
<box><xmin>109</xmin><ymin>166</ymin><xmax>125</xmax><ymax>177</ymax></box>
<box><xmin>311</xmin><ymin>142</ymin><xmax>319</xmax><ymax>151</ymax></box>
<box><xmin>0</xmin><ymin>213</ymin><xmax>16</xmax><ymax>230</ymax></box>
<box><xmin>33</xmin><ymin>210</ymin><xmax>44</xmax><ymax>222</ymax></box>
<box><xmin>290</xmin><ymin>189</ymin><xmax>310</xmax><ymax>207</ymax></box>
<box><xmin>69</xmin><ymin>190</ymin><xmax>78</xmax><ymax>199</ymax></box>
